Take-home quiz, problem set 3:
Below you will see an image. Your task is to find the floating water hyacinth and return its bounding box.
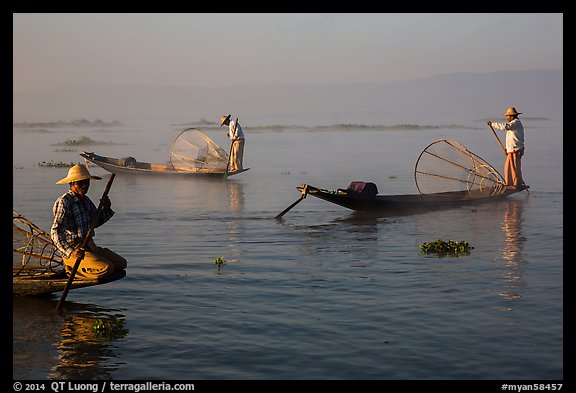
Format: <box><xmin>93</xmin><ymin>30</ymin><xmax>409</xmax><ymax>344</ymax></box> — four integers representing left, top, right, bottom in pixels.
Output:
<box><xmin>92</xmin><ymin>318</ymin><xmax>128</xmax><ymax>339</ymax></box>
<box><xmin>419</xmin><ymin>239</ymin><xmax>473</xmax><ymax>257</ymax></box>
<box><xmin>37</xmin><ymin>160</ymin><xmax>78</xmax><ymax>168</ymax></box>
<box><xmin>213</xmin><ymin>256</ymin><xmax>227</xmax><ymax>274</ymax></box>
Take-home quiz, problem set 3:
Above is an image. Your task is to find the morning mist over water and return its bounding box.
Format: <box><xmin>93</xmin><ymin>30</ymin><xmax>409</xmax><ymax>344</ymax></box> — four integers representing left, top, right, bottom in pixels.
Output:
<box><xmin>13</xmin><ymin>69</ymin><xmax>562</xmax><ymax>127</ymax></box>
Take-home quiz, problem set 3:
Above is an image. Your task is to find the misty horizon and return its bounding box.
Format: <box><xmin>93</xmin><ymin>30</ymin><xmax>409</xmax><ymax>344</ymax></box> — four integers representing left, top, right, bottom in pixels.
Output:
<box><xmin>13</xmin><ymin>69</ymin><xmax>563</xmax><ymax>126</ymax></box>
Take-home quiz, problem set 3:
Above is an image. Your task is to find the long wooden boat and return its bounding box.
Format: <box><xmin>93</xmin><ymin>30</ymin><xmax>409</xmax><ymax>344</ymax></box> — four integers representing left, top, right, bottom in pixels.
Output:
<box><xmin>296</xmin><ymin>183</ymin><xmax>529</xmax><ymax>214</ymax></box>
<box><xmin>80</xmin><ymin>152</ymin><xmax>249</xmax><ymax>177</ymax></box>
<box><xmin>13</xmin><ymin>270</ymin><xmax>126</xmax><ymax>296</ymax></box>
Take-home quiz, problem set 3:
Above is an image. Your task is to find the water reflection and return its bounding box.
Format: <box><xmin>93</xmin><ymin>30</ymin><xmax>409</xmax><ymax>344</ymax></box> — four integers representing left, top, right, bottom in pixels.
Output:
<box><xmin>13</xmin><ymin>297</ymin><xmax>128</xmax><ymax>380</ymax></box>
<box><xmin>225</xmin><ymin>180</ymin><xmax>245</xmax><ymax>259</ymax></box>
<box><xmin>293</xmin><ymin>214</ymin><xmax>380</xmax><ymax>258</ymax></box>
<box><xmin>227</xmin><ymin>180</ymin><xmax>245</xmax><ymax>212</ymax></box>
<box><xmin>497</xmin><ymin>199</ymin><xmax>527</xmax><ymax>304</ymax></box>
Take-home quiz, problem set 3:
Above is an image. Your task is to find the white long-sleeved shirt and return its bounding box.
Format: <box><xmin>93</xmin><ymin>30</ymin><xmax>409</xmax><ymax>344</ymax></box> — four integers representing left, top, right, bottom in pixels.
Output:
<box><xmin>491</xmin><ymin>118</ymin><xmax>524</xmax><ymax>153</ymax></box>
<box><xmin>227</xmin><ymin>119</ymin><xmax>245</xmax><ymax>141</ymax></box>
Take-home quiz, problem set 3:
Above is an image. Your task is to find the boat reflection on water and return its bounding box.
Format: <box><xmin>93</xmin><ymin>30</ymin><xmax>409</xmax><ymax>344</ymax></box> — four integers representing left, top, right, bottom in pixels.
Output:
<box><xmin>227</xmin><ymin>179</ymin><xmax>245</xmax><ymax>213</ymax></box>
<box><xmin>501</xmin><ymin>199</ymin><xmax>526</xmax><ymax>264</ymax></box>
<box><xmin>226</xmin><ymin>180</ymin><xmax>245</xmax><ymax>260</ymax></box>
<box><xmin>13</xmin><ymin>297</ymin><xmax>128</xmax><ymax>380</ymax></box>
<box><xmin>497</xmin><ymin>198</ymin><xmax>527</xmax><ymax>305</ymax></box>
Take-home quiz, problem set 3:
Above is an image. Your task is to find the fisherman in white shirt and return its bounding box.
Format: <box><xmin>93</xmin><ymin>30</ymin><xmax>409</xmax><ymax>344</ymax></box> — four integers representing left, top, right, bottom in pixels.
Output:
<box><xmin>220</xmin><ymin>114</ymin><xmax>245</xmax><ymax>173</ymax></box>
<box><xmin>486</xmin><ymin>107</ymin><xmax>526</xmax><ymax>189</ymax></box>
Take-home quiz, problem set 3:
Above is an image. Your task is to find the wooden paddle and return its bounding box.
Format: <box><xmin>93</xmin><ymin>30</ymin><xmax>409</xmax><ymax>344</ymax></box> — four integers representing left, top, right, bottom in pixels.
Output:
<box><xmin>275</xmin><ymin>185</ymin><xmax>309</xmax><ymax>219</ymax></box>
<box><xmin>225</xmin><ymin>118</ymin><xmax>239</xmax><ymax>179</ymax></box>
<box><xmin>56</xmin><ymin>173</ymin><xmax>116</xmax><ymax>312</ymax></box>
<box><xmin>488</xmin><ymin>122</ymin><xmax>507</xmax><ymax>155</ymax></box>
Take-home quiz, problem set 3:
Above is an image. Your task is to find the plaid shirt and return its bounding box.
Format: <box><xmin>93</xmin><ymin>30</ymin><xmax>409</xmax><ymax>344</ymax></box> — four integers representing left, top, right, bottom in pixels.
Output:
<box><xmin>50</xmin><ymin>191</ymin><xmax>114</xmax><ymax>258</ymax></box>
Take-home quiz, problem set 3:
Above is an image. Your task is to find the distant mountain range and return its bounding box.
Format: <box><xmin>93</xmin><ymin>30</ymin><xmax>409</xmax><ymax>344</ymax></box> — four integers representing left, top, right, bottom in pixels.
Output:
<box><xmin>13</xmin><ymin>69</ymin><xmax>562</xmax><ymax>125</ymax></box>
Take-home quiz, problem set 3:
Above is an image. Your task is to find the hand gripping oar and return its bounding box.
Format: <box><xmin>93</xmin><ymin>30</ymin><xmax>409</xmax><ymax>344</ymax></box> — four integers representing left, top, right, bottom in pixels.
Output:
<box><xmin>56</xmin><ymin>174</ymin><xmax>116</xmax><ymax>312</ymax></box>
<box><xmin>225</xmin><ymin>118</ymin><xmax>239</xmax><ymax>179</ymax></box>
<box><xmin>275</xmin><ymin>184</ymin><xmax>309</xmax><ymax>219</ymax></box>
<box><xmin>488</xmin><ymin>123</ymin><xmax>507</xmax><ymax>156</ymax></box>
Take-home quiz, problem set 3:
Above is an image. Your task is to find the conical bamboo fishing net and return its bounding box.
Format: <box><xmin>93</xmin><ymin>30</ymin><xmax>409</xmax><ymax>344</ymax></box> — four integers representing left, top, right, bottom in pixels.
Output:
<box><xmin>169</xmin><ymin>128</ymin><xmax>229</xmax><ymax>172</ymax></box>
<box><xmin>13</xmin><ymin>210</ymin><xmax>64</xmax><ymax>277</ymax></box>
<box><xmin>414</xmin><ymin>139</ymin><xmax>505</xmax><ymax>197</ymax></box>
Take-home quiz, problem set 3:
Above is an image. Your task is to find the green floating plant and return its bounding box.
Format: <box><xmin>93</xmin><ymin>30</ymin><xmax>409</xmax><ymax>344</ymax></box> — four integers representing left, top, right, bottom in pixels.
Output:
<box><xmin>37</xmin><ymin>160</ymin><xmax>78</xmax><ymax>168</ymax></box>
<box><xmin>213</xmin><ymin>256</ymin><xmax>227</xmax><ymax>274</ymax></box>
<box><xmin>92</xmin><ymin>318</ymin><xmax>127</xmax><ymax>339</ymax></box>
<box><xmin>419</xmin><ymin>239</ymin><xmax>473</xmax><ymax>257</ymax></box>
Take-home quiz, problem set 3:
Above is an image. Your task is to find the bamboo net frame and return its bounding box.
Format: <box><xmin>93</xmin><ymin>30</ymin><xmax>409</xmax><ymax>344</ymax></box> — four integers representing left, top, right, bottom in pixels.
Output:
<box><xmin>414</xmin><ymin>140</ymin><xmax>505</xmax><ymax>197</ymax></box>
<box><xmin>169</xmin><ymin>128</ymin><xmax>229</xmax><ymax>172</ymax></box>
<box><xmin>13</xmin><ymin>210</ymin><xmax>64</xmax><ymax>277</ymax></box>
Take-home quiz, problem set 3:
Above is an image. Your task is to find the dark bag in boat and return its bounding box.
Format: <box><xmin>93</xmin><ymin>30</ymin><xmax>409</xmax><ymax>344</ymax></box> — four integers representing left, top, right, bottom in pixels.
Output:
<box><xmin>346</xmin><ymin>181</ymin><xmax>378</xmax><ymax>198</ymax></box>
<box><xmin>122</xmin><ymin>157</ymin><xmax>137</xmax><ymax>168</ymax></box>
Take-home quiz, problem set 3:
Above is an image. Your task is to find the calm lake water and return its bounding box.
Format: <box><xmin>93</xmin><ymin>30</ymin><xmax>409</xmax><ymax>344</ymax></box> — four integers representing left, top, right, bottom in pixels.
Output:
<box><xmin>12</xmin><ymin>117</ymin><xmax>563</xmax><ymax>380</ymax></box>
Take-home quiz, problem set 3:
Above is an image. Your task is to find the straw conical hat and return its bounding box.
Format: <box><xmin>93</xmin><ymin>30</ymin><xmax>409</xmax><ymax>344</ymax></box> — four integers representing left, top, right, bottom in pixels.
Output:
<box><xmin>56</xmin><ymin>164</ymin><xmax>102</xmax><ymax>184</ymax></box>
<box><xmin>503</xmin><ymin>107</ymin><xmax>522</xmax><ymax>116</ymax></box>
<box><xmin>220</xmin><ymin>114</ymin><xmax>231</xmax><ymax>126</ymax></box>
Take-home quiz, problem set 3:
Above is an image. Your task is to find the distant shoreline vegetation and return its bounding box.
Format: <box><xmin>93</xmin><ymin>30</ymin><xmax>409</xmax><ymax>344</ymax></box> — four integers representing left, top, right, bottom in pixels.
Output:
<box><xmin>172</xmin><ymin>118</ymin><xmax>217</xmax><ymax>127</ymax></box>
<box><xmin>314</xmin><ymin>123</ymin><xmax>479</xmax><ymax>131</ymax></box>
<box><xmin>476</xmin><ymin>116</ymin><xmax>551</xmax><ymax>122</ymax></box>
<box><xmin>19</xmin><ymin>118</ymin><xmax>554</xmax><ymax>132</ymax></box>
<box><xmin>13</xmin><ymin>119</ymin><xmax>123</xmax><ymax>128</ymax></box>
<box><xmin>180</xmin><ymin>122</ymin><xmax>480</xmax><ymax>132</ymax></box>
<box><xmin>36</xmin><ymin>160</ymin><xmax>78</xmax><ymax>168</ymax></box>
<box><xmin>53</xmin><ymin>136</ymin><xmax>120</xmax><ymax>146</ymax></box>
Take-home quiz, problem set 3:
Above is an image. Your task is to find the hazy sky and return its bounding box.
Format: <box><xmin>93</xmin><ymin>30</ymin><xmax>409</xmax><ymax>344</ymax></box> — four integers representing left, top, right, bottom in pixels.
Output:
<box><xmin>13</xmin><ymin>13</ymin><xmax>563</xmax><ymax>91</ymax></box>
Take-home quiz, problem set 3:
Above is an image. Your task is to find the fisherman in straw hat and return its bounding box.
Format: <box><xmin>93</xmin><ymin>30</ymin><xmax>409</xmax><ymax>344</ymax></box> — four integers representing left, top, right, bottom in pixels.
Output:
<box><xmin>221</xmin><ymin>114</ymin><xmax>245</xmax><ymax>173</ymax></box>
<box><xmin>51</xmin><ymin>164</ymin><xmax>127</xmax><ymax>280</ymax></box>
<box><xmin>486</xmin><ymin>107</ymin><xmax>526</xmax><ymax>189</ymax></box>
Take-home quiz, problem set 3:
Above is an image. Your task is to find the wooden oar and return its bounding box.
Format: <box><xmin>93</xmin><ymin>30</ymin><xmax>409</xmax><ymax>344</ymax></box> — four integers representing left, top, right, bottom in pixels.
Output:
<box><xmin>275</xmin><ymin>184</ymin><xmax>309</xmax><ymax>219</ymax></box>
<box><xmin>488</xmin><ymin>123</ymin><xmax>507</xmax><ymax>155</ymax></box>
<box><xmin>56</xmin><ymin>173</ymin><xmax>116</xmax><ymax>312</ymax></box>
<box><xmin>224</xmin><ymin>118</ymin><xmax>239</xmax><ymax>179</ymax></box>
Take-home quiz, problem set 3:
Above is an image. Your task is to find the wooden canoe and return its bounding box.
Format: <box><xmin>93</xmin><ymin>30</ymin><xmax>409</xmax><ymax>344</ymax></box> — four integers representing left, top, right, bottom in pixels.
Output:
<box><xmin>296</xmin><ymin>183</ymin><xmax>529</xmax><ymax>214</ymax></box>
<box><xmin>80</xmin><ymin>152</ymin><xmax>249</xmax><ymax>177</ymax></box>
<box><xmin>13</xmin><ymin>270</ymin><xmax>126</xmax><ymax>296</ymax></box>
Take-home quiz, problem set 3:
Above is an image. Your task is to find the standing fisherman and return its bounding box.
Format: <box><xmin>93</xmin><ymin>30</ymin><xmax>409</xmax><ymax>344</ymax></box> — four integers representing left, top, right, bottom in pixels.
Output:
<box><xmin>486</xmin><ymin>107</ymin><xmax>526</xmax><ymax>189</ymax></box>
<box><xmin>221</xmin><ymin>114</ymin><xmax>245</xmax><ymax>173</ymax></box>
<box><xmin>51</xmin><ymin>164</ymin><xmax>127</xmax><ymax>280</ymax></box>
